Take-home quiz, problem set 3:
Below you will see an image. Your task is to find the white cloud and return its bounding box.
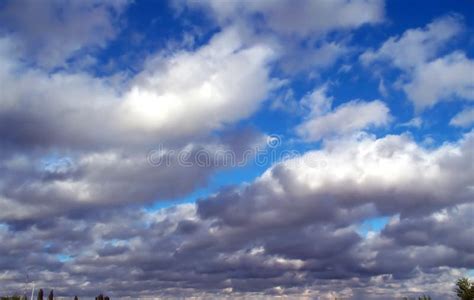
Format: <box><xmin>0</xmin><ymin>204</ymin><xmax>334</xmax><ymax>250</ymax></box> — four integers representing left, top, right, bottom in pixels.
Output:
<box><xmin>378</xmin><ymin>78</ymin><xmax>388</xmax><ymax>97</ymax></box>
<box><xmin>260</xmin><ymin>130</ymin><xmax>474</xmax><ymax>215</ymax></box>
<box><xmin>300</xmin><ymin>85</ymin><xmax>334</xmax><ymax>116</ymax></box>
<box><xmin>0</xmin><ymin>26</ymin><xmax>277</xmax><ymax>147</ymax></box>
<box><xmin>181</xmin><ymin>0</ymin><xmax>381</xmax><ymax>77</ymax></box>
<box><xmin>398</xmin><ymin>117</ymin><xmax>423</xmax><ymax>128</ymax></box>
<box><xmin>0</xmin><ymin>24</ymin><xmax>275</xmax><ymax>220</ymax></box>
<box><xmin>450</xmin><ymin>107</ymin><xmax>474</xmax><ymax>127</ymax></box>
<box><xmin>361</xmin><ymin>15</ymin><xmax>474</xmax><ymax>109</ymax></box>
<box><xmin>0</xmin><ymin>0</ymin><xmax>129</xmax><ymax>68</ymax></box>
<box><xmin>1</xmin><ymin>4</ymin><xmax>473</xmax><ymax>298</ymax></box>
<box><xmin>187</xmin><ymin>0</ymin><xmax>384</xmax><ymax>38</ymax></box>
<box><xmin>403</xmin><ymin>52</ymin><xmax>474</xmax><ymax>109</ymax></box>
<box><xmin>297</xmin><ymin>87</ymin><xmax>390</xmax><ymax>141</ymax></box>
<box><xmin>360</xmin><ymin>15</ymin><xmax>462</xmax><ymax>69</ymax></box>
<box><xmin>120</xmin><ymin>26</ymin><xmax>276</xmax><ymax>137</ymax></box>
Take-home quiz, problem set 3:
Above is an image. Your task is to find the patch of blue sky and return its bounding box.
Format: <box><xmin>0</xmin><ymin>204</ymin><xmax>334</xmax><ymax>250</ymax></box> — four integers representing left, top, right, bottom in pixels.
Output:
<box><xmin>147</xmin><ymin>161</ymin><xmax>264</xmax><ymax>211</ymax></box>
<box><xmin>39</xmin><ymin>153</ymin><xmax>74</xmax><ymax>172</ymax></box>
<box><xmin>56</xmin><ymin>254</ymin><xmax>73</xmax><ymax>263</ymax></box>
<box><xmin>0</xmin><ymin>223</ymin><xmax>8</xmax><ymax>231</ymax></box>
<box><xmin>146</xmin><ymin>187</ymin><xmax>210</xmax><ymax>211</ymax></box>
<box><xmin>468</xmin><ymin>269</ymin><xmax>474</xmax><ymax>278</ymax></box>
<box><xmin>357</xmin><ymin>216</ymin><xmax>390</xmax><ymax>237</ymax></box>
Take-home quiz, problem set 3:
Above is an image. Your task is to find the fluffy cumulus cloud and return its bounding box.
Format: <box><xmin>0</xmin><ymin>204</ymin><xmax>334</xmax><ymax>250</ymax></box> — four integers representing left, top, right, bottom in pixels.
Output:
<box><xmin>1</xmin><ymin>132</ymin><xmax>472</xmax><ymax>299</ymax></box>
<box><xmin>0</xmin><ymin>0</ymin><xmax>274</xmax><ymax>258</ymax></box>
<box><xmin>0</xmin><ymin>26</ymin><xmax>275</xmax><ymax>148</ymax></box>
<box><xmin>297</xmin><ymin>86</ymin><xmax>390</xmax><ymax>141</ymax></box>
<box><xmin>361</xmin><ymin>15</ymin><xmax>474</xmax><ymax>109</ymax></box>
<box><xmin>0</xmin><ymin>20</ymin><xmax>273</xmax><ymax>233</ymax></box>
<box><xmin>121</xmin><ymin>26</ymin><xmax>276</xmax><ymax>136</ymax></box>
<box><xmin>0</xmin><ymin>133</ymin><xmax>265</xmax><ymax>228</ymax></box>
<box><xmin>1</xmin><ymin>0</ymin><xmax>473</xmax><ymax>299</ymax></box>
<box><xmin>403</xmin><ymin>52</ymin><xmax>474</xmax><ymax>108</ymax></box>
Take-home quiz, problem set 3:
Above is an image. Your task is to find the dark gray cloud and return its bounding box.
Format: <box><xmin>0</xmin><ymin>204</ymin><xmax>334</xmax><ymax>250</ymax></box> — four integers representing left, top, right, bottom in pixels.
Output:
<box><xmin>0</xmin><ymin>128</ymin><xmax>265</xmax><ymax>229</ymax></box>
<box><xmin>1</xmin><ymin>132</ymin><xmax>472</xmax><ymax>298</ymax></box>
<box><xmin>0</xmin><ymin>16</ymin><xmax>270</xmax><ymax>230</ymax></box>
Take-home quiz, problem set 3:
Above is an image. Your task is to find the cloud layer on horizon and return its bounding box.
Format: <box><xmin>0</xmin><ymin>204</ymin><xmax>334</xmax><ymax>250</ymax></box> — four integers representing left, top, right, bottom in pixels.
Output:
<box><xmin>1</xmin><ymin>131</ymin><xmax>473</xmax><ymax>299</ymax></box>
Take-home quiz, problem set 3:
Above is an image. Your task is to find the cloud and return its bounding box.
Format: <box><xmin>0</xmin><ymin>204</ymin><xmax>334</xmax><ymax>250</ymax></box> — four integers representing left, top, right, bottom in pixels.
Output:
<box><xmin>185</xmin><ymin>0</ymin><xmax>384</xmax><ymax>38</ymax></box>
<box><xmin>450</xmin><ymin>106</ymin><xmax>474</xmax><ymax>127</ymax></box>
<box><xmin>361</xmin><ymin>15</ymin><xmax>474</xmax><ymax>109</ymax></box>
<box><xmin>0</xmin><ymin>20</ymin><xmax>280</xmax><ymax>295</ymax></box>
<box><xmin>0</xmin><ymin>26</ymin><xmax>276</xmax><ymax>149</ymax></box>
<box><xmin>403</xmin><ymin>52</ymin><xmax>474</xmax><ymax>109</ymax></box>
<box><xmin>381</xmin><ymin>203</ymin><xmax>474</xmax><ymax>255</ymax></box>
<box><xmin>398</xmin><ymin>117</ymin><xmax>423</xmax><ymax>128</ymax></box>
<box><xmin>378</xmin><ymin>78</ymin><xmax>388</xmax><ymax>97</ymax></box>
<box><xmin>361</xmin><ymin>15</ymin><xmax>462</xmax><ymax>69</ymax></box>
<box><xmin>0</xmin><ymin>23</ymin><xmax>272</xmax><ymax>228</ymax></box>
<box><xmin>278</xmin><ymin>41</ymin><xmax>350</xmax><ymax>74</ymax></box>
<box><xmin>2</xmin><ymin>131</ymin><xmax>472</xmax><ymax>298</ymax></box>
<box><xmin>296</xmin><ymin>86</ymin><xmax>390</xmax><ymax>141</ymax></box>
<box><xmin>120</xmin><ymin>26</ymin><xmax>276</xmax><ymax>137</ymax></box>
<box><xmin>202</xmin><ymin>130</ymin><xmax>473</xmax><ymax>221</ymax></box>
<box><xmin>0</xmin><ymin>0</ymin><xmax>129</xmax><ymax>68</ymax></box>
<box><xmin>181</xmin><ymin>0</ymin><xmax>383</xmax><ymax>76</ymax></box>
<box><xmin>0</xmin><ymin>2</ymin><xmax>472</xmax><ymax>299</ymax></box>
<box><xmin>0</xmin><ymin>129</ymin><xmax>265</xmax><ymax>227</ymax></box>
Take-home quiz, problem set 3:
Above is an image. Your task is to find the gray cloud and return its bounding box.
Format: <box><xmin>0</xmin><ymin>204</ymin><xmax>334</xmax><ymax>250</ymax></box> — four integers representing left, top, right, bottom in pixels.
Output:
<box><xmin>1</xmin><ymin>2</ymin><xmax>472</xmax><ymax>299</ymax></box>
<box><xmin>0</xmin><ymin>0</ymin><xmax>129</xmax><ymax>68</ymax></box>
<box><xmin>0</xmin><ymin>26</ymin><xmax>276</xmax><ymax>150</ymax></box>
<box><xmin>0</xmin><ymin>129</ymin><xmax>265</xmax><ymax>228</ymax></box>
<box><xmin>1</xmin><ymin>132</ymin><xmax>472</xmax><ymax>298</ymax></box>
<box><xmin>180</xmin><ymin>0</ymin><xmax>384</xmax><ymax>75</ymax></box>
<box><xmin>183</xmin><ymin>0</ymin><xmax>384</xmax><ymax>38</ymax></box>
<box><xmin>0</xmin><ymin>21</ymin><xmax>273</xmax><ymax>233</ymax></box>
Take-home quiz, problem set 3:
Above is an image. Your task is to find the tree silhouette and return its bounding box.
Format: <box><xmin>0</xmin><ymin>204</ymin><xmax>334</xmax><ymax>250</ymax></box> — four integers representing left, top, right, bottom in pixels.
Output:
<box><xmin>455</xmin><ymin>277</ymin><xmax>474</xmax><ymax>300</ymax></box>
<box><xmin>37</xmin><ymin>289</ymin><xmax>43</xmax><ymax>300</ymax></box>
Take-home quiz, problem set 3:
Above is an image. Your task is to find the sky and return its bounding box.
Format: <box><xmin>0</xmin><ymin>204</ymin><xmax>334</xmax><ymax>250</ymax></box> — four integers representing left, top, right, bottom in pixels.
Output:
<box><xmin>0</xmin><ymin>0</ymin><xmax>473</xmax><ymax>299</ymax></box>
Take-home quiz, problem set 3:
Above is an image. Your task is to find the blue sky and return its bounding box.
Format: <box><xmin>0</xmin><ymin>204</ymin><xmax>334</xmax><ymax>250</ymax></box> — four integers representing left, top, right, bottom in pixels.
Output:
<box><xmin>0</xmin><ymin>0</ymin><xmax>473</xmax><ymax>299</ymax></box>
